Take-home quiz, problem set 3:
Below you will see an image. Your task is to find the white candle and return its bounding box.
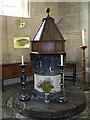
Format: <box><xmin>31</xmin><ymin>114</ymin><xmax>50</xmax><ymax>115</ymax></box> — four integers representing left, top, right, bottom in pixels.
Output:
<box><xmin>82</xmin><ymin>30</ymin><xmax>85</xmax><ymax>45</ymax></box>
<box><xmin>21</xmin><ymin>55</ymin><xmax>24</xmax><ymax>65</ymax></box>
<box><xmin>61</xmin><ymin>54</ymin><xmax>63</xmax><ymax>66</ymax></box>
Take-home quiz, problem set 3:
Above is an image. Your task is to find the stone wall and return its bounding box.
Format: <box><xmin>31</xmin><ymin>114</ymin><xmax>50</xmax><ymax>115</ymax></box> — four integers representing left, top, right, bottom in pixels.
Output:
<box><xmin>1</xmin><ymin>2</ymin><xmax>89</xmax><ymax>79</ymax></box>
<box><xmin>56</xmin><ymin>2</ymin><xmax>88</xmax><ymax>77</ymax></box>
<box><xmin>88</xmin><ymin>2</ymin><xmax>90</xmax><ymax>81</ymax></box>
<box><xmin>1</xmin><ymin>2</ymin><xmax>62</xmax><ymax>64</ymax></box>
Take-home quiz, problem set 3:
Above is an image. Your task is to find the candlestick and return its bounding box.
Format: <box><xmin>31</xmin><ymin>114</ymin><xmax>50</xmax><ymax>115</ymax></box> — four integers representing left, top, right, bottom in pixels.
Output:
<box><xmin>61</xmin><ymin>54</ymin><xmax>63</xmax><ymax>66</ymax></box>
<box><xmin>19</xmin><ymin>64</ymin><xmax>30</xmax><ymax>101</ymax></box>
<box><xmin>80</xmin><ymin>45</ymin><xmax>89</xmax><ymax>91</ymax></box>
<box><xmin>21</xmin><ymin>55</ymin><xmax>24</xmax><ymax>65</ymax></box>
<box><xmin>82</xmin><ymin>30</ymin><xmax>85</xmax><ymax>45</ymax></box>
<box><xmin>56</xmin><ymin>65</ymin><xmax>67</xmax><ymax>103</ymax></box>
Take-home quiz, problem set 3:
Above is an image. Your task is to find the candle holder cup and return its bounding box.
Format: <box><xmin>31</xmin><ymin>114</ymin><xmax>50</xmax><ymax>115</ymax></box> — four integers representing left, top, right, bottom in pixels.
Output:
<box><xmin>56</xmin><ymin>65</ymin><xmax>67</xmax><ymax>103</ymax></box>
<box><xmin>19</xmin><ymin>64</ymin><xmax>30</xmax><ymax>102</ymax></box>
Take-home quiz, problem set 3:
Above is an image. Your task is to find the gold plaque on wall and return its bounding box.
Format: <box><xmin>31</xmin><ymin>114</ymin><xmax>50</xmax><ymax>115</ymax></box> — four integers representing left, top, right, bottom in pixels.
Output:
<box><xmin>16</xmin><ymin>19</ymin><xmax>26</xmax><ymax>28</ymax></box>
<box><xmin>13</xmin><ymin>37</ymin><xmax>30</xmax><ymax>48</ymax></box>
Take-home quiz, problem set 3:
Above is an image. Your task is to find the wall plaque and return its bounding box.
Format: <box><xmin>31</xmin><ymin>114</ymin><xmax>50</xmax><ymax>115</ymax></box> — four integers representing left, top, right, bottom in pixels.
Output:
<box><xmin>13</xmin><ymin>37</ymin><xmax>30</xmax><ymax>48</ymax></box>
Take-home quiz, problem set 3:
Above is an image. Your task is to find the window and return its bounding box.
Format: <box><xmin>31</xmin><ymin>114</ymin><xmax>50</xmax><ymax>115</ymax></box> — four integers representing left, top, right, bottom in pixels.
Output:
<box><xmin>0</xmin><ymin>0</ymin><xmax>30</xmax><ymax>18</ymax></box>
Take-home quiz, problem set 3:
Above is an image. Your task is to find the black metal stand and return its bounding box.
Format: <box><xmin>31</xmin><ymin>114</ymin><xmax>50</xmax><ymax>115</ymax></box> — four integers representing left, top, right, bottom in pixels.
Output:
<box><xmin>19</xmin><ymin>64</ymin><xmax>30</xmax><ymax>102</ymax></box>
<box><xmin>56</xmin><ymin>65</ymin><xmax>67</xmax><ymax>103</ymax></box>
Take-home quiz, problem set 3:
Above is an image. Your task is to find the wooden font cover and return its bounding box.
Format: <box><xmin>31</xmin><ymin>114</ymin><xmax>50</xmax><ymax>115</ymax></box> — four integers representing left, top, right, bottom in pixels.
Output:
<box><xmin>31</xmin><ymin>8</ymin><xmax>66</xmax><ymax>54</ymax></box>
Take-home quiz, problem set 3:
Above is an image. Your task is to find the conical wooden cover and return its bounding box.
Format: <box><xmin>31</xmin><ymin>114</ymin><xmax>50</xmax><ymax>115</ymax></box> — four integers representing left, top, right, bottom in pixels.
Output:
<box><xmin>31</xmin><ymin>8</ymin><xmax>66</xmax><ymax>54</ymax></box>
<box><xmin>33</xmin><ymin>15</ymin><xmax>64</xmax><ymax>41</ymax></box>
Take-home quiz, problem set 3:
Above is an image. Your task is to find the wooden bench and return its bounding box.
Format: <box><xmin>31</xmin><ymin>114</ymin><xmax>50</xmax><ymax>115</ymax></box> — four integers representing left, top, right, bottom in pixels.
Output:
<box><xmin>1</xmin><ymin>62</ymin><xmax>33</xmax><ymax>92</ymax></box>
<box><xmin>1</xmin><ymin>61</ymin><xmax>76</xmax><ymax>92</ymax></box>
<box><xmin>65</xmin><ymin>61</ymin><xmax>76</xmax><ymax>85</ymax></box>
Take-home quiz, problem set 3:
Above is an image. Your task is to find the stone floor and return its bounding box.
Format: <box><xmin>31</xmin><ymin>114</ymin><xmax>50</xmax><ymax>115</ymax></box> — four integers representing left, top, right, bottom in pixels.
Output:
<box><xmin>2</xmin><ymin>79</ymin><xmax>90</xmax><ymax>120</ymax></box>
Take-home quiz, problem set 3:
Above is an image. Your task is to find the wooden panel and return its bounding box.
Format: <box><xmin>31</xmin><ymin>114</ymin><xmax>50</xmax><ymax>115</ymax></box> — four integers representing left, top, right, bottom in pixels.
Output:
<box><xmin>2</xmin><ymin>62</ymin><xmax>32</xmax><ymax>80</ymax></box>
<box><xmin>32</xmin><ymin>41</ymin><xmax>65</xmax><ymax>54</ymax></box>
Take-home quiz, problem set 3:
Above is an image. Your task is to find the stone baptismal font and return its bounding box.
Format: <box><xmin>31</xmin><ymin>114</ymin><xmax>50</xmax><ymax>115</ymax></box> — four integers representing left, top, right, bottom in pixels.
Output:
<box><xmin>9</xmin><ymin>8</ymin><xmax>87</xmax><ymax>120</ymax></box>
<box><xmin>30</xmin><ymin>7</ymin><xmax>66</xmax><ymax>103</ymax></box>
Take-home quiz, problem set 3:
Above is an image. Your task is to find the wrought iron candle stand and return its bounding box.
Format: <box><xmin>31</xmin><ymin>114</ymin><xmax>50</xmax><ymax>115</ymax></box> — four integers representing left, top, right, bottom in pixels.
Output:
<box><xmin>19</xmin><ymin>64</ymin><xmax>30</xmax><ymax>102</ymax></box>
<box><xmin>56</xmin><ymin>65</ymin><xmax>67</xmax><ymax>103</ymax></box>
<box><xmin>80</xmin><ymin>45</ymin><xmax>89</xmax><ymax>91</ymax></box>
